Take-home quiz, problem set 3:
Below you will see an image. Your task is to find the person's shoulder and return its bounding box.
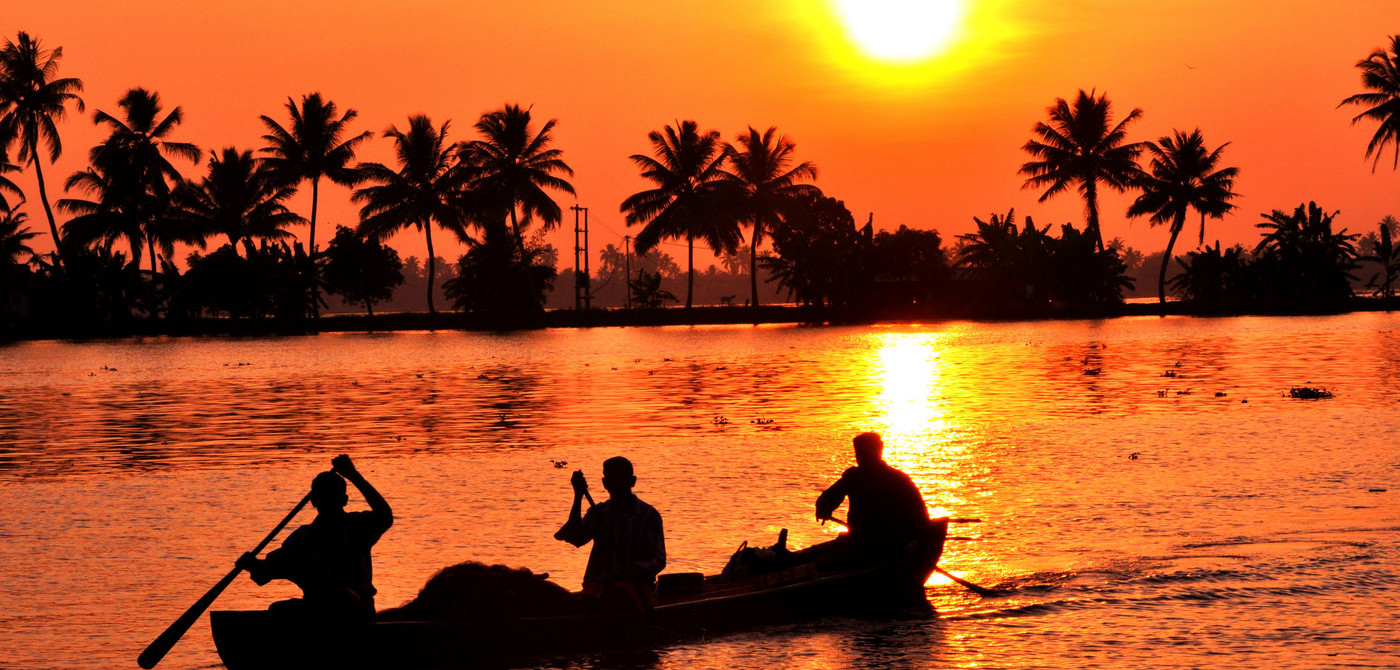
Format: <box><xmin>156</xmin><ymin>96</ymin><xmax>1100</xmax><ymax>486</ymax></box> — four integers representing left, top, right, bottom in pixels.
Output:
<box><xmin>634</xmin><ymin>497</ymin><xmax>662</xmax><ymax>517</ymax></box>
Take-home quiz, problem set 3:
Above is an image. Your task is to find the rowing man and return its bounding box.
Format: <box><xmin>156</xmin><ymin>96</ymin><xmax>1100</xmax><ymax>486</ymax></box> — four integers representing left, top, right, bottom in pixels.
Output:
<box><xmin>237</xmin><ymin>455</ymin><xmax>393</xmax><ymax>623</ymax></box>
<box><xmin>816</xmin><ymin>432</ymin><xmax>930</xmax><ymax>558</ymax></box>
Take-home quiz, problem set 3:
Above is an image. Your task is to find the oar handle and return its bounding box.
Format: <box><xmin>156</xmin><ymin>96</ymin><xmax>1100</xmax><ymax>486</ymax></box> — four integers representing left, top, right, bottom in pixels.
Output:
<box><xmin>137</xmin><ymin>490</ymin><xmax>313</xmax><ymax>669</ymax></box>
<box><xmin>822</xmin><ymin>515</ymin><xmax>981</xmax><ymax>527</ymax></box>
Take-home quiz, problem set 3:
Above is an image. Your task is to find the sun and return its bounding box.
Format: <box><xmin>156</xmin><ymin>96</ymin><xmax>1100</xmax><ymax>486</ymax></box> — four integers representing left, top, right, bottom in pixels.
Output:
<box><xmin>833</xmin><ymin>0</ymin><xmax>965</xmax><ymax>63</ymax></box>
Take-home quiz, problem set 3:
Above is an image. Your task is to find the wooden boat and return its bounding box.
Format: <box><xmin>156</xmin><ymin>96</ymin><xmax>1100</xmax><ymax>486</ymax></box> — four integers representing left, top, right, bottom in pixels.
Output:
<box><xmin>211</xmin><ymin>517</ymin><xmax>948</xmax><ymax>670</ymax></box>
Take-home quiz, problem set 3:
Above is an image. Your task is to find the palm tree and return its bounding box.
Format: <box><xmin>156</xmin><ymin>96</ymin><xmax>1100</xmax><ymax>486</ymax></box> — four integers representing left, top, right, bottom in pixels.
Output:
<box><xmin>1254</xmin><ymin>202</ymin><xmax>1359</xmax><ymax>304</ymax></box>
<box><xmin>1019</xmin><ymin>89</ymin><xmax>1144</xmax><ymax>251</ymax></box>
<box><xmin>259</xmin><ymin>92</ymin><xmax>371</xmax><ymax>254</ymax></box>
<box><xmin>459</xmin><ymin>104</ymin><xmax>576</xmax><ymax>266</ymax></box>
<box><xmin>1360</xmin><ymin>216</ymin><xmax>1400</xmax><ymax>297</ymax></box>
<box><xmin>172</xmin><ymin>147</ymin><xmax>302</xmax><ymax>251</ymax></box>
<box><xmin>722</xmin><ymin>126</ymin><xmax>819</xmax><ymax>308</ymax></box>
<box><xmin>0</xmin><ymin>31</ymin><xmax>84</xmax><ymax>266</ymax></box>
<box><xmin>0</xmin><ymin>159</ymin><xmax>22</xmax><ymax>212</ymax></box>
<box><xmin>87</xmin><ymin>88</ymin><xmax>200</xmax><ymax>273</ymax></box>
<box><xmin>0</xmin><ymin>208</ymin><xmax>37</xmax><ymax>265</ymax></box>
<box><xmin>58</xmin><ymin>158</ymin><xmax>148</xmax><ymax>268</ymax></box>
<box><xmin>1126</xmin><ymin>129</ymin><xmax>1240</xmax><ymax>305</ymax></box>
<box><xmin>621</xmin><ymin>120</ymin><xmax>740</xmax><ymax>308</ymax></box>
<box><xmin>354</xmin><ymin>115</ymin><xmax>468</xmax><ymax>314</ymax></box>
<box><xmin>1339</xmin><ymin>35</ymin><xmax>1400</xmax><ymax>170</ymax></box>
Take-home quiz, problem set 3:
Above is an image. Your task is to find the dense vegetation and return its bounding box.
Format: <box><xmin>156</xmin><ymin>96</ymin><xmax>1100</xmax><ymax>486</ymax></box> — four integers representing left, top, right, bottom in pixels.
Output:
<box><xmin>2</xmin><ymin>31</ymin><xmax>1399</xmax><ymax>337</ymax></box>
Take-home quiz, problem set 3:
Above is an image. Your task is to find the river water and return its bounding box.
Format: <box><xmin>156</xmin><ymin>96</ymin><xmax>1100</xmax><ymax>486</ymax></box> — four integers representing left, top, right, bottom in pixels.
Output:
<box><xmin>1</xmin><ymin>314</ymin><xmax>1397</xmax><ymax>669</ymax></box>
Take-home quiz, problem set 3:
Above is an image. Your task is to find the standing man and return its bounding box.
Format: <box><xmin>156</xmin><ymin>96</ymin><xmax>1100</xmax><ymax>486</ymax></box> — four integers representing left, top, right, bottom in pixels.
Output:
<box><xmin>238</xmin><ymin>454</ymin><xmax>393</xmax><ymax>623</ymax></box>
<box><xmin>555</xmin><ymin>456</ymin><xmax>665</xmax><ymax>610</ymax></box>
<box><xmin>816</xmin><ymin>432</ymin><xmax>930</xmax><ymax>557</ymax></box>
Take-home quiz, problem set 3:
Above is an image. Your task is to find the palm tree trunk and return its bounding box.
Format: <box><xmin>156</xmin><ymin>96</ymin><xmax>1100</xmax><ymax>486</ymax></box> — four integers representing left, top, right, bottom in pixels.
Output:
<box><xmin>424</xmin><ymin>219</ymin><xmax>437</xmax><ymax>315</ymax></box>
<box><xmin>308</xmin><ymin>176</ymin><xmax>322</xmax><ymax>319</ymax></box>
<box><xmin>1198</xmin><ymin>211</ymin><xmax>1207</xmax><ymax>246</ymax></box>
<box><xmin>509</xmin><ymin>207</ymin><xmax>542</xmax><ymax>312</ymax></box>
<box><xmin>308</xmin><ymin>177</ymin><xmax>320</xmax><ymax>253</ymax></box>
<box><xmin>1158</xmin><ymin>214</ymin><xmax>1186</xmax><ymax>305</ymax></box>
<box><xmin>686</xmin><ymin>233</ymin><xmax>694</xmax><ymax>309</ymax></box>
<box><xmin>31</xmin><ymin>158</ymin><xmax>66</xmax><ymax>268</ymax></box>
<box><xmin>749</xmin><ymin>223</ymin><xmax>760</xmax><ymax>309</ymax></box>
<box><xmin>1085</xmin><ymin>181</ymin><xmax>1103</xmax><ymax>252</ymax></box>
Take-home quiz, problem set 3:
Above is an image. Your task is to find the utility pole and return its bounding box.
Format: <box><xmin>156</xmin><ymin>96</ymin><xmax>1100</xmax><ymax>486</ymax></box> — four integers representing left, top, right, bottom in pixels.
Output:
<box><xmin>571</xmin><ymin>205</ymin><xmax>590</xmax><ymax>310</ymax></box>
<box><xmin>623</xmin><ymin>234</ymin><xmax>632</xmax><ymax>310</ymax></box>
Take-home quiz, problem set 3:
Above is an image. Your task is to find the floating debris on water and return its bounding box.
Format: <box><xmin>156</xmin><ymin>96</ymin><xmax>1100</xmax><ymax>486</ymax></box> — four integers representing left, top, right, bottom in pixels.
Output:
<box><xmin>713</xmin><ymin>416</ymin><xmax>729</xmax><ymax>425</ymax></box>
<box><xmin>1161</xmin><ymin>370</ymin><xmax>1177</xmax><ymax>378</ymax></box>
<box><xmin>1288</xmin><ymin>386</ymin><xmax>1334</xmax><ymax>400</ymax></box>
<box><xmin>1129</xmin><ymin>452</ymin><xmax>1140</xmax><ymax>460</ymax></box>
<box><xmin>550</xmin><ymin>459</ymin><xmax>568</xmax><ymax>469</ymax></box>
<box><xmin>1214</xmin><ymin>392</ymin><xmax>1227</xmax><ymax>397</ymax></box>
<box><xmin>1083</xmin><ymin>368</ymin><xmax>1101</xmax><ymax>376</ymax></box>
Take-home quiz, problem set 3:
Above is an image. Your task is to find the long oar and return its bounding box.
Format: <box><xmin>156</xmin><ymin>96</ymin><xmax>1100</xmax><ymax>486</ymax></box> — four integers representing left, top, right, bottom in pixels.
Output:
<box><xmin>934</xmin><ymin>567</ymin><xmax>998</xmax><ymax>597</ymax></box>
<box><xmin>822</xmin><ymin>515</ymin><xmax>998</xmax><ymax>597</ymax></box>
<box><xmin>138</xmin><ymin>491</ymin><xmax>313</xmax><ymax>669</ymax></box>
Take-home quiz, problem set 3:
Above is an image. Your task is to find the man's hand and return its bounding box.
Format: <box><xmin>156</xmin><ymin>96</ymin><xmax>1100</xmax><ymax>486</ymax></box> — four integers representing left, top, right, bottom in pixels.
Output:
<box><xmin>236</xmin><ymin>551</ymin><xmax>259</xmax><ymax>572</ymax></box>
<box><xmin>331</xmin><ymin>454</ymin><xmax>359</xmax><ymax>479</ymax></box>
<box><xmin>570</xmin><ymin>469</ymin><xmax>589</xmax><ymax>499</ymax></box>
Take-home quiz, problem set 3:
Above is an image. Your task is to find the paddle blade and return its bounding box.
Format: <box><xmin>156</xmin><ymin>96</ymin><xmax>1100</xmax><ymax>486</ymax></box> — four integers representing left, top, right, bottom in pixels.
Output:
<box><xmin>137</xmin><ymin>567</ymin><xmax>240</xmax><ymax>669</ymax></box>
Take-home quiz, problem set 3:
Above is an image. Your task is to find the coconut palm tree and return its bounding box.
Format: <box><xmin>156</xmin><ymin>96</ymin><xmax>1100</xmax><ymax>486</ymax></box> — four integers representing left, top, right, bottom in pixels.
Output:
<box><xmin>1339</xmin><ymin>35</ymin><xmax>1400</xmax><ymax>170</ymax></box>
<box><xmin>259</xmin><ymin>92</ymin><xmax>371</xmax><ymax>254</ymax></box>
<box><xmin>1126</xmin><ymin>129</ymin><xmax>1239</xmax><ymax>305</ymax></box>
<box><xmin>621</xmin><ymin>120</ymin><xmax>741</xmax><ymax>308</ymax></box>
<box><xmin>459</xmin><ymin>104</ymin><xmax>575</xmax><ymax>267</ymax></box>
<box><xmin>1360</xmin><ymin>216</ymin><xmax>1400</xmax><ymax>297</ymax></box>
<box><xmin>172</xmin><ymin>147</ymin><xmax>302</xmax><ymax>251</ymax></box>
<box><xmin>89</xmin><ymin>88</ymin><xmax>200</xmax><ymax>272</ymax></box>
<box><xmin>353</xmin><ymin>115</ymin><xmax>469</xmax><ymax>314</ymax></box>
<box><xmin>0</xmin><ymin>160</ymin><xmax>22</xmax><ymax>212</ymax></box>
<box><xmin>1019</xmin><ymin>89</ymin><xmax>1144</xmax><ymax>252</ymax></box>
<box><xmin>0</xmin><ymin>31</ymin><xmax>84</xmax><ymax>266</ymax></box>
<box><xmin>722</xmin><ymin>126</ymin><xmax>819</xmax><ymax>308</ymax></box>
<box><xmin>0</xmin><ymin>208</ymin><xmax>37</xmax><ymax>265</ymax></box>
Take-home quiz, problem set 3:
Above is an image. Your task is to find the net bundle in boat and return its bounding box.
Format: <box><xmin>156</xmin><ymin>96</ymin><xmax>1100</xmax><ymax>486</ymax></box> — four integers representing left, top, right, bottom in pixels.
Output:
<box><xmin>379</xmin><ymin>561</ymin><xmax>579</xmax><ymax>622</ymax></box>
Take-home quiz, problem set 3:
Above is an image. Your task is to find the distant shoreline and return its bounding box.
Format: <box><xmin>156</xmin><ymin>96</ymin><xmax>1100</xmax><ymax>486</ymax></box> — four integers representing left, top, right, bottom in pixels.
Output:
<box><xmin>6</xmin><ymin>297</ymin><xmax>1400</xmax><ymax>342</ymax></box>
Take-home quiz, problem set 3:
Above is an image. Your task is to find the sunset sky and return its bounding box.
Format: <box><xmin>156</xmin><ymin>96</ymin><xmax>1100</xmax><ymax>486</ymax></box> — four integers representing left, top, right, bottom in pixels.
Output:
<box><xmin>8</xmin><ymin>0</ymin><xmax>1399</xmax><ymax>268</ymax></box>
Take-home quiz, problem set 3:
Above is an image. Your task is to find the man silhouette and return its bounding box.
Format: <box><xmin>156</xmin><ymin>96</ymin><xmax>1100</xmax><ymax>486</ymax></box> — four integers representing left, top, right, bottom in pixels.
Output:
<box><xmin>816</xmin><ymin>432</ymin><xmax>930</xmax><ymax>557</ymax></box>
<box><xmin>237</xmin><ymin>454</ymin><xmax>393</xmax><ymax>623</ymax></box>
<box><xmin>555</xmin><ymin>456</ymin><xmax>665</xmax><ymax>611</ymax></box>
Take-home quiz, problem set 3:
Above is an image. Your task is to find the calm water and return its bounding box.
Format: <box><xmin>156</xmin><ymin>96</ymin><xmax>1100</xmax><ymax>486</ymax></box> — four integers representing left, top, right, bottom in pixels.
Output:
<box><xmin>2</xmin><ymin>315</ymin><xmax>1397</xmax><ymax>669</ymax></box>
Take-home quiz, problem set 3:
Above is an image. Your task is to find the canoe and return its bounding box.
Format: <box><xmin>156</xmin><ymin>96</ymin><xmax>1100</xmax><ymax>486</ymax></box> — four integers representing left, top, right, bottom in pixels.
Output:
<box><xmin>211</xmin><ymin>517</ymin><xmax>949</xmax><ymax>669</ymax></box>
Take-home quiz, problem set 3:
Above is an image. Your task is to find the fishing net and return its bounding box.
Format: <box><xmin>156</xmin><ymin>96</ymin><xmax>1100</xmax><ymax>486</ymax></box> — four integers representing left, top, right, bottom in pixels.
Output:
<box><xmin>378</xmin><ymin>561</ymin><xmax>580</xmax><ymax>622</ymax></box>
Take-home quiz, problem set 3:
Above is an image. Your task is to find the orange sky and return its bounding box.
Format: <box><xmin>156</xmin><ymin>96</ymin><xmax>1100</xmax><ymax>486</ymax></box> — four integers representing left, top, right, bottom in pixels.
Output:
<box><xmin>8</xmin><ymin>0</ymin><xmax>1399</xmax><ymax>268</ymax></box>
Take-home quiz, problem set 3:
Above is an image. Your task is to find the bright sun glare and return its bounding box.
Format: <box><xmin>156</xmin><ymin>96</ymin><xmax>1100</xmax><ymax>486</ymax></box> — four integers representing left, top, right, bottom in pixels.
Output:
<box><xmin>834</xmin><ymin>0</ymin><xmax>965</xmax><ymax>63</ymax></box>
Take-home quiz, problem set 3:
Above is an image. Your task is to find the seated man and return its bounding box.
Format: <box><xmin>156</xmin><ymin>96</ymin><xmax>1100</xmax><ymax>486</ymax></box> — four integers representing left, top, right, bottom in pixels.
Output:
<box><xmin>554</xmin><ymin>456</ymin><xmax>665</xmax><ymax>610</ymax></box>
<box><xmin>237</xmin><ymin>454</ymin><xmax>393</xmax><ymax>623</ymax></box>
<box><xmin>816</xmin><ymin>432</ymin><xmax>930</xmax><ymax>557</ymax></box>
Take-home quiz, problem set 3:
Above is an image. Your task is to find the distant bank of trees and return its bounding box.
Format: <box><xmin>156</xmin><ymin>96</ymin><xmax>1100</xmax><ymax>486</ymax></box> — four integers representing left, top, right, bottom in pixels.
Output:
<box><xmin>3</xmin><ymin>30</ymin><xmax>1400</xmax><ymax>337</ymax></box>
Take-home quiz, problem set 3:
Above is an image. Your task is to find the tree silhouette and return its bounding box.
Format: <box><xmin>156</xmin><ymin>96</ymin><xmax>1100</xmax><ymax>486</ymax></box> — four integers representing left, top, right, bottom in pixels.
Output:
<box><xmin>1254</xmin><ymin>202</ymin><xmax>1359</xmax><ymax>304</ymax></box>
<box><xmin>0</xmin><ymin>32</ymin><xmax>84</xmax><ymax>266</ymax></box>
<box><xmin>459</xmin><ymin>104</ymin><xmax>575</xmax><ymax>278</ymax></box>
<box><xmin>88</xmin><ymin>88</ymin><xmax>200</xmax><ymax>274</ymax></box>
<box><xmin>1126</xmin><ymin>129</ymin><xmax>1239</xmax><ymax>304</ymax></box>
<box><xmin>1170</xmin><ymin>242</ymin><xmax>1249</xmax><ymax>306</ymax></box>
<box><xmin>354</xmin><ymin>115</ymin><xmax>468</xmax><ymax>314</ymax></box>
<box><xmin>957</xmin><ymin>209</ymin><xmax>1051</xmax><ymax>303</ymax></box>
<box><xmin>259</xmin><ymin>92</ymin><xmax>370</xmax><ymax>255</ymax></box>
<box><xmin>322</xmin><ymin>225</ymin><xmax>403</xmax><ymax>317</ymax></box>
<box><xmin>723</xmin><ymin>126</ymin><xmax>819</xmax><ymax>308</ymax></box>
<box><xmin>1361</xmin><ymin>215</ymin><xmax>1400</xmax><ymax>297</ymax></box>
<box><xmin>171</xmin><ymin>147</ymin><xmax>302</xmax><ymax>251</ymax></box>
<box><xmin>1020</xmin><ymin>89</ymin><xmax>1143</xmax><ymax>252</ymax></box>
<box><xmin>1339</xmin><ymin>35</ymin><xmax>1400</xmax><ymax>170</ymax></box>
<box><xmin>0</xmin><ymin>160</ymin><xmax>22</xmax><ymax>213</ymax></box>
<box><xmin>622</xmin><ymin>120</ymin><xmax>740</xmax><ymax>308</ymax></box>
<box><xmin>0</xmin><ymin>208</ymin><xmax>37</xmax><ymax>265</ymax></box>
